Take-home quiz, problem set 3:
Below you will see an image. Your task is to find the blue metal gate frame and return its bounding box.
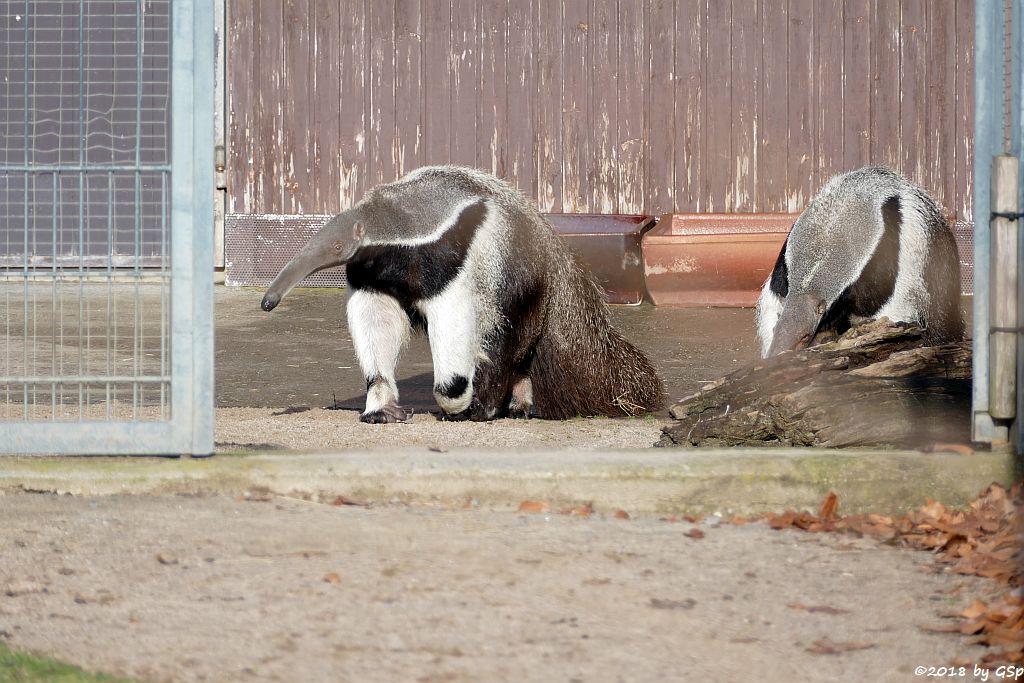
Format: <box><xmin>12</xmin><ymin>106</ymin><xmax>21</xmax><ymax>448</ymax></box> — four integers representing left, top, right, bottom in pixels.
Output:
<box><xmin>0</xmin><ymin>0</ymin><xmax>214</xmax><ymax>456</ymax></box>
<box><xmin>973</xmin><ymin>0</ymin><xmax>1023</xmax><ymax>448</ymax></box>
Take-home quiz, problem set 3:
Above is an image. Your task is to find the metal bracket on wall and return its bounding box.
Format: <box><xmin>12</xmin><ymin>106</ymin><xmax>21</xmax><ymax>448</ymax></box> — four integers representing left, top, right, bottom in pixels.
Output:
<box><xmin>215</xmin><ymin>144</ymin><xmax>227</xmax><ymax>190</ymax></box>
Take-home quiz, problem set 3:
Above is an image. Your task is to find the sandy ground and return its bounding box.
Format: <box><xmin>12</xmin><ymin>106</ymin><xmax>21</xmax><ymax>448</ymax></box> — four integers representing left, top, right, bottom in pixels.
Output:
<box><xmin>1</xmin><ymin>285</ymin><xmax>757</xmax><ymax>450</ymax></box>
<box><xmin>212</xmin><ymin>287</ymin><xmax>755</xmax><ymax>451</ymax></box>
<box><xmin>0</xmin><ymin>494</ymin><xmax>996</xmax><ymax>683</ymax></box>
<box><xmin>214</xmin><ymin>407</ymin><xmax>669</xmax><ymax>451</ymax></box>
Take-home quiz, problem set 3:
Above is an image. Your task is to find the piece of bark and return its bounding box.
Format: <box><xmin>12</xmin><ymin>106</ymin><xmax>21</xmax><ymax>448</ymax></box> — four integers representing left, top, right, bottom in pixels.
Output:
<box><xmin>660</xmin><ymin>319</ymin><xmax>972</xmax><ymax>449</ymax></box>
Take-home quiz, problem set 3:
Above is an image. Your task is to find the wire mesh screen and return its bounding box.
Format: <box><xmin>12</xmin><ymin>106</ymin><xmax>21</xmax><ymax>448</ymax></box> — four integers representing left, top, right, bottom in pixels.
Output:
<box><xmin>224</xmin><ymin>214</ymin><xmax>347</xmax><ymax>287</ymax></box>
<box><xmin>953</xmin><ymin>221</ymin><xmax>974</xmax><ymax>297</ymax></box>
<box><xmin>0</xmin><ymin>0</ymin><xmax>172</xmax><ymax>422</ymax></box>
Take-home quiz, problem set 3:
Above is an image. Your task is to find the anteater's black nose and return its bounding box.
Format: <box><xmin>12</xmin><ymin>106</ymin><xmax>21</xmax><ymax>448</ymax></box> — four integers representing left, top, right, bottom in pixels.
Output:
<box><xmin>261</xmin><ymin>293</ymin><xmax>280</xmax><ymax>311</ymax></box>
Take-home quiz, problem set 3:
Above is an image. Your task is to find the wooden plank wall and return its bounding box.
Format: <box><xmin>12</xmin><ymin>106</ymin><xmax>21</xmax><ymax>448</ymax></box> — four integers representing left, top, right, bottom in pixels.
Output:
<box><xmin>227</xmin><ymin>0</ymin><xmax>975</xmax><ymax>220</ymax></box>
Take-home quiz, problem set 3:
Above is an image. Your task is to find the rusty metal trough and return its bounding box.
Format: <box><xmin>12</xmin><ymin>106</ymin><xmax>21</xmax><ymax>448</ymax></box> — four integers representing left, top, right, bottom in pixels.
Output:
<box><xmin>641</xmin><ymin>213</ymin><xmax>795</xmax><ymax>308</ymax></box>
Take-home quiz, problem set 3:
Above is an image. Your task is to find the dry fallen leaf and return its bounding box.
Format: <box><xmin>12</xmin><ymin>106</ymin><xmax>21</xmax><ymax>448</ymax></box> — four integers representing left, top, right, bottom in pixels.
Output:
<box><xmin>518</xmin><ymin>500</ymin><xmax>549</xmax><ymax>514</ymax></box>
<box><xmin>560</xmin><ymin>502</ymin><xmax>594</xmax><ymax>517</ymax></box>
<box><xmin>919</xmin><ymin>623</ymin><xmax>965</xmax><ymax>634</ymax></box>
<box><xmin>613</xmin><ymin>509</ymin><xmax>631</xmax><ymax>520</ymax></box>
<box><xmin>684</xmin><ymin>528</ymin><xmax>705</xmax><ymax>540</ymax></box>
<box><xmin>761</xmin><ymin>482</ymin><xmax>1024</xmax><ymax>668</ymax></box>
<box><xmin>323</xmin><ymin>572</ymin><xmax>342</xmax><ymax>584</ymax></box>
<box><xmin>649</xmin><ymin>597</ymin><xmax>696</xmax><ymax>610</ymax></box>
<box><xmin>331</xmin><ymin>495</ymin><xmax>366</xmax><ymax>507</ymax></box>
<box><xmin>819</xmin><ymin>491</ymin><xmax>839</xmax><ymax>521</ymax></box>
<box><xmin>928</xmin><ymin>442</ymin><xmax>975</xmax><ymax>456</ymax></box>
<box><xmin>961</xmin><ymin>599</ymin><xmax>989</xmax><ymax>620</ymax></box>
<box><xmin>787</xmin><ymin>602</ymin><xmax>849</xmax><ymax>615</ymax></box>
<box><xmin>806</xmin><ymin>638</ymin><xmax>875</xmax><ymax>655</ymax></box>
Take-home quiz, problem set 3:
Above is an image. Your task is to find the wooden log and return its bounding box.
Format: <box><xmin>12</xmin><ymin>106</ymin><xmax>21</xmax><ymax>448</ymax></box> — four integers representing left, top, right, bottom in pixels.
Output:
<box><xmin>660</xmin><ymin>318</ymin><xmax>973</xmax><ymax>449</ymax></box>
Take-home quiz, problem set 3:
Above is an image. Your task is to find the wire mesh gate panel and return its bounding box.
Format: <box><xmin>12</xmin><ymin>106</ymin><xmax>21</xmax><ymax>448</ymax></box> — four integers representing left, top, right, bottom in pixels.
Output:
<box><xmin>0</xmin><ymin>0</ymin><xmax>213</xmax><ymax>455</ymax></box>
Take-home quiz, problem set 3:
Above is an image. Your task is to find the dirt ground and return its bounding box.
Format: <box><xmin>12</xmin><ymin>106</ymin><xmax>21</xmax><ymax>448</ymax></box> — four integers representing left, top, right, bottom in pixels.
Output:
<box><xmin>0</xmin><ymin>494</ymin><xmax>996</xmax><ymax>683</ymax></box>
<box><xmin>214</xmin><ymin>287</ymin><xmax>756</xmax><ymax>451</ymax></box>
<box><xmin>1</xmin><ymin>287</ymin><xmax>1000</xmax><ymax>682</ymax></box>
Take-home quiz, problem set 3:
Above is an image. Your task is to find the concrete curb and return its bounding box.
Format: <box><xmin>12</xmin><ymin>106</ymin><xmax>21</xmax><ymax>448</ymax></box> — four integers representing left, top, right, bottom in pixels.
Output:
<box><xmin>0</xmin><ymin>448</ymin><xmax>1016</xmax><ymax>515</ymax></box>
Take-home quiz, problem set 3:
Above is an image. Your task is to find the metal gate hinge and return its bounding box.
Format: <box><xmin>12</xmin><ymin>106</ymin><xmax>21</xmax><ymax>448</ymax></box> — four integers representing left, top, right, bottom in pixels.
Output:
<box><xmin>991</xmin><ymin>211</ymin><xmax>1024</xmax><ymax>221</ymax></box>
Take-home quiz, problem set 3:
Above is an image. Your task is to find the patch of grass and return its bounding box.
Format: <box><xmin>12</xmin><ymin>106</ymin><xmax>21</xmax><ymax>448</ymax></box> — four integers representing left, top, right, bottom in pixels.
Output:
<box><xmin>0</xmin><ymin>642</ymin><xmax>133</xmax><ymax>682</ymax></box>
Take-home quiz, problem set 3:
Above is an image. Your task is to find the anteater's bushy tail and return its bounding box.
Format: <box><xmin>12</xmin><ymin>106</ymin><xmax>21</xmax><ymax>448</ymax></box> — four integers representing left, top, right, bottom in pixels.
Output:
<box><xmin>529</xmin><ymin>258</ymin><xmax>665</xmax><ymax>419</ymax></box>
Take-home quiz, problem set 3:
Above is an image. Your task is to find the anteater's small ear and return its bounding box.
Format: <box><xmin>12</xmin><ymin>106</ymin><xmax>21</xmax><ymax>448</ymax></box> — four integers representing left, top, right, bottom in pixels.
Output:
<box><xmin>815</xmin><ymin>300</ymin><xmax>827</xmax><ymax>316</ymax></box>
<box><xmin>353</xmin><ymin>221</ymin><xmax>365</xmax><ymax>241</ymax></box>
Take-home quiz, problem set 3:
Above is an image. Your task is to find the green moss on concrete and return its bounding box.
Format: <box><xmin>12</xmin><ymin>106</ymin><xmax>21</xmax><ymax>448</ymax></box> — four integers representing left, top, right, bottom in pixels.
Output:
<box><xmin>0</xmin><ymin>643</ymin><xmax>134</xmax><ymax>682</ymax></box>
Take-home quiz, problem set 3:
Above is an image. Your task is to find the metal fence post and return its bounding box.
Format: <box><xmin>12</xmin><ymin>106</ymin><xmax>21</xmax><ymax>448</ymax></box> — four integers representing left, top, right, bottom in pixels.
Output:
<box><xmin>974</xmin><ymin>0</ymin><xmax>1012</xmax><ymax>443</ymax></box>
<box><xmin>171</xmin><ymin>0</ymin><xmax>215</xmax><ymax>456</ymax></box>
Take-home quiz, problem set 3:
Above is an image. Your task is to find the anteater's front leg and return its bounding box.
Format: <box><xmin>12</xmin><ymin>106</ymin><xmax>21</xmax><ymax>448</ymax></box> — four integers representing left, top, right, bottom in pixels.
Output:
<box><xmin>347</xmin><ymin>290</ymin><xmax>411</xmax><ymax>423</ymax></box>
<box><xmin>419</xmin><ymin>287</ymin><xmax>482</xmax><ymax>419</ymax></box>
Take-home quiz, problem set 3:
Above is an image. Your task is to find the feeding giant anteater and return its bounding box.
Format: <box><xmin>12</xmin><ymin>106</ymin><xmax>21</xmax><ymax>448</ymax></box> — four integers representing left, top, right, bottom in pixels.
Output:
<box><xmin>756</xmin><ymin>166</ymin><xmax>964</xmax><ymax>358</ymax></box>
<box><xmin>261</xmin><ymin>165</ymin><xmax>665</xmax><ymax>422</ymax></box>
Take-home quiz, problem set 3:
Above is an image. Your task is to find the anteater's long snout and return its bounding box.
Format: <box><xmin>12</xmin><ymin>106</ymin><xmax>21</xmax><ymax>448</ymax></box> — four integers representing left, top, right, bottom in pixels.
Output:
<box><xmin>766</xmin><ymin>292</ymin><xmax>826</xmax><ymax>357</ymax></box>
<box><xmin>260</xmin><ymin>215</ymin><xmax>361</xmax><ymax>312</ymax></box>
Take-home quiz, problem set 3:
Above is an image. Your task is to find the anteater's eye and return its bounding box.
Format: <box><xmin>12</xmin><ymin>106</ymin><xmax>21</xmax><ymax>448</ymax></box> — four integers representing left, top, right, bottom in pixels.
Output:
<box><xmin>333</xmin><ymin>241</ymin><xmax>345</xmax><ymax>253</ymax></box>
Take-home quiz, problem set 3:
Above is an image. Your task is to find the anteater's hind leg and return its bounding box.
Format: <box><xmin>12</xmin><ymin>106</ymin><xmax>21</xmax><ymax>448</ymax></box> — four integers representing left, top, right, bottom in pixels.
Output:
<box><xmin>507</xmin><ymin>376</ymin><xmax>534</xmax><ymax>419</ymax></box>
<box><xmin>347</xmin><ymin>290</ymin><xmax>412</xmax><ymax>423</ymax></box>
<box><xmin>467</xmin><ymin>319</ymin><xmax>542</xmax><ymax>420</ymax></box>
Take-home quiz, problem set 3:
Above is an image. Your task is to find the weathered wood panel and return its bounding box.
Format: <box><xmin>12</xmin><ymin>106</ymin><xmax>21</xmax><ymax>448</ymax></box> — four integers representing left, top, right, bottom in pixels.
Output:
<box><xmin>227</xmin><ymin>0</ymin><xmax>976</xmax><ymax>221</ymax></box>
<box><xmin>283</xmin><ymin>0</ymin><xmax>312</xmax><ymax>213</ymax></box>
<box><xmin>561</xmin><ymin>0</ymin><xmax>590</xmax><ymax>211</ymax></box>
<box><xmin>477</xmin><ymin>1</ymin><xmax>506</xmax><ymax>176</ymax></box>
<box><xmin>617</xmin><ymin>0</ymin><xmax>645</xmax><ymax>214</ymax></box>
<box><xmin>815</xmin><ymin>0</ymin><xmax>843</xmax><ymax>192</ymax></box>
<box><xmin>900</xmin><ymin>0</ymin><xmax>928</xmax><ymax>185</ymax></box>
<box><xmin>732</xmin><ymin>0</ymin><xmax>759</xmax><ymax>210</ymax></box>
<box><xmin>449</xmin><ymin>0</ymin><xmax>478</xmax><ymax>169</ymax></box>
<box><xmin>311</xmin><ymin>1</ymin><xmax>342</xmax><ymax>208</ymax></box>
<box><xmin>588</xmin><ymin>0</ymin><xmax>616</xmax><ymax>212</ymax></box>
<box><xmin>704</xmin><ymin>0</ymin><xmax>731</xmax><ymax>212</ymax></box>
<box><xmin>535</xmin><ymin>1</ymin><xmax>563</xmax><ymax>211</ymax></box>
<box><xmin>393</xmin><ymin>0</ymin><xmax>423</xmax><ymax>176</ymax></box>
<box><xmin>422</xmin><ymin>0</ymin><xmax>451</xmax><ymax>166</ymax></box>
<box><xmin>928</xmin><ymin>1</ymin><xmax>958</xmax><ymax>213</ymax></box>
<box><xmin>507</xmin><ymin>1</ymin><xmax>536</xmax><ymax>197</ymax></box>
<box><xmin>644</xmin><ymin>0</ymin><xmax>675</xmax><ymax>214</ymax></box>
<box><xmin>673</xmin><ymin>0</ymin><xmax>705</xmax><ymax>211</ymax></box>
<box><xmin>787</xmin><ymin>1</ymin><xmax>815</xmax><ymax>211</ymax></box>
<box><xmin>842</xmin><ymin>0</ymin><xmax>872</xmax><ymax>171</ymax></box>
<box><xmin>954</xmin><ymin>0</ymin><xmax>975</xmax><ymax>222</ymax></box>
<box><xmin>871</xmin><ymin>0</ymin><xmax>902</xmax><ymax>172</ymax></box>
<box><xmin>368</xmin><ymin>0</ymin><xmax>397</xmax><ymax>189</ymax></box>
<box><xmin>759</xmin><ymin>0</ymin><xmax>789</xmax><ymax>213</ymax></box>
<box><xmin>337</xmin><ymin>2</ymin><xmax>367</xmax><ymax>208</ymax></box>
